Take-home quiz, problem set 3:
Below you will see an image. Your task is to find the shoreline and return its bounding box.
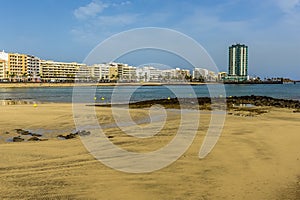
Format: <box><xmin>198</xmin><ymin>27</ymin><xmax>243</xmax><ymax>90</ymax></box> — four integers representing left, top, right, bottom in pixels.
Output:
<box><xmin>2</xmin><ymin>95</ymin><xmax>299</xmax><ymax>109</ymax></box>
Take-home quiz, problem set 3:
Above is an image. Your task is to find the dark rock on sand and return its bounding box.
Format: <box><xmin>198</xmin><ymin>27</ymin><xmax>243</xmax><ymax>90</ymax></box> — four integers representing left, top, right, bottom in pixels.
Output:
<box><xmin>15</xmin><ymin>129</ymin><xmax>43</xmax><ymax>137</ymax></box>
<box><xmin>28</xmin><ymin>136</ymin><xmax>41</xmax><ymax>141</ymax></box>
<box><xmin>31</xmin><ymin>133</ymin><xmax>42</xmax><ymax>137</ymax></box>
<box><xmin>226</xmin><ymin>95</ymin><xmax>300</xmax><ymax>109</ymax></box>
<box><xmin>57</xmin><ymin>133</ymin><xmax>77</xmax><ymax>140</ymax></box>
<box><xmin>76</xmin><ymin>130</ymin><xmax>91</xmax><ymax>136</ymax></box>
<box><xmin>13</xmin><ymin>136</ymin><xmax>24</xmax><ymax>142</ymax></box>
<box><xmin>57</xmin><ymin>130</ymin><xmax>91</xmax><ymax>139</ymax></box>
<box><xmin>15</xmin><ymin>129</ymin><xmax>31</xmax><ymax>135</ymax></box>
<box><xmin>94</xmin><ymin>95</ymin><xmax>300</xmax><ymax>110</ymax></box>
<box><xmin>64</xmin><ymin>133</ymin><xmax>77</xmax><ymax>139</ymax></box>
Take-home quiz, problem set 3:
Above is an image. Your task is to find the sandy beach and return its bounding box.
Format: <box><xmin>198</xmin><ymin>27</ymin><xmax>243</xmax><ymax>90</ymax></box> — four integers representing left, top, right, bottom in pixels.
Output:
<box><xmin>0</xmin><ymin>103</ymin><xmax>299</xmax><ymax>199</ymax></box>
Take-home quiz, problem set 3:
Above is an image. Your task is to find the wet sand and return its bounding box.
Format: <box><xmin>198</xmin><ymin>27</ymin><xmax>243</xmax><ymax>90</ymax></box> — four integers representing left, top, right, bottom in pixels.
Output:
<box><xmin>0</xmin><ymin>103</ymin><xmax>299</xmax><ymax>199</ymax></box>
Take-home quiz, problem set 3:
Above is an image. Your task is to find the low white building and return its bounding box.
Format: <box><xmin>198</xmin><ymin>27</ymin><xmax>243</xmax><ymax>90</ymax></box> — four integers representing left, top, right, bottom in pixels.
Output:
<box><xmin>193</xmin><ymin>68</ymin><xmax>208</xmax><ymax>79</ymax></box>
<box><xmin>193</xmin><ymin>68</ymin><xmax>217</xmax><ymax>82</ymax></box>
<box><xmin>92</xmin><ymin>64</ymin><xmax>110</xmax><ymax>81</ymax></box>
<box><xmin>27</xmin><ymin>55</ymin><xmax>40</xmax><ymax>82</ymax></box>
<box><xmin>0</xmin><ymin>51</ymin><xmax>8</xmax><ymax>61</ymax></box>
<box><xmin>0</xmin><ymin>51</ymin><xmax>8</xmax><ymax>81</ymax></box>
<box><xmin>136</xmin><ymin>66</ymin><xmax>162</xmax><ymax>82</ymax></box>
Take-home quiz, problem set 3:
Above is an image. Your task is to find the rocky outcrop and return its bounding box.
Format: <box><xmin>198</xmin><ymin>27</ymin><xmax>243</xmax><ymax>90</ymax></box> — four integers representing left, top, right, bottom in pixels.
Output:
<box><xmin>226</xmin><ymin>95</ymin><xmax>300</xmax><ymax>109</ymax></box>
<box><xmin>57</xmin><ymin>133</ymin><xmax>77</xmax><ymax>140</ymax></box>
<box><xmin>13</xmin><ymin>136</ymin><xmax>24</xmax><ymax>142</ymax></box>
<box><xmin>31</xmin><ymin>133</ymin><xmax>42</xmax><ymax>137</ymax></box>
<box><xmin>15</xmin><ymin>129</ymin><xmax>43</xmax><ymax>137</ymax></box>
<box><xmin>113</xmin><ymin>95</ymin><xmax>300</xmax><ymax>110</ymax></box>
<box><xmin>77</xmin><ymin>130</ymin><xmax>91</xmax><ymax>136</ymax></box>
<box><xmin>15</xmin><ymin>129</ymin><xmax>31</xmax><ymax>135</ymax></box>
<box><xmin>14</xmin><ymin>129</ymin><xmax>46</xmax><ymax>142</ymax></box>
<box><xmin>28</xmin><ymin>136</ymin><xmax>41</xmax><ymax>141</ymax></box>
<box><xmin>57</xmin><ymin>130</ymin><xmax>91</xmax><ymax>140</ymax></box>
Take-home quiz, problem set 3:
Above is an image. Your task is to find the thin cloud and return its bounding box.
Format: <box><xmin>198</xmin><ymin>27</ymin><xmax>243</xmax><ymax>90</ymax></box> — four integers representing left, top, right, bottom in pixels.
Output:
<box><xmin>96</xmin><ymin>14</ymin><xmax>138</xmax><ymax>26</ymax></box>
<box><xmin>74</xmin><ymin>1</ymin><xmax>108</xmax><ymax>20</ymax></box>
<box><xmin>276</xmin><ymin>0</ymin><xmax>300</xmax><ymax>13</ymax></box>
<box><xmin>74</xmin><ymin>1</ymin><xmax>132</xmax><ymax>20</ymax></box>
<box><xmin>273</xmin><ymin>0</ymin><xmax>300</xmax><ymax>26</ymax></box>
<box><xmin>72</xmin><ymin>1</ymin><xmax>136</xmax><ymax>44</ymax></box>
<box><xmin>112</xmin><ymin>1</ymin><xmax>131</xmax><ymax>7</ymax></box>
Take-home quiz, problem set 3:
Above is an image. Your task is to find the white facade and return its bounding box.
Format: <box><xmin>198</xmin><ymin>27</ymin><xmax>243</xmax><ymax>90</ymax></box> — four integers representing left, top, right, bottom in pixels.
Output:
<box><xmin>0</xmin><ymin>60</ymin><xmax>8</xmax><ymax>80</ymax></box>
<box><xmin>0</xmin><ymin>51</ymin><xmax>8</xmax><ymax>80</ymax></box>
<box><xmin>136</xmin><ymin>66</ymin><xmax>162</xmax><ymax>82</ymax></box>
<box><xmin>27</xmin><ymin>55</ymin><xmax>40</xmax><ymax>81</ymax></box>
<box><xmin>93</xmin><ymin>64</ymin><xmax>110</xmax><ymax>81</ymax></box>
<box><xmin>0</xmin><ymin>51</ymin><xmax>8</xmax><ymax>61</ymax></box>
<box><xmin>207</xmin><ymin>71</ymin><xmax>217</xmax><ymax>82</ymax></box>
<box><xmin>192</xmin><ymin>68</ymin><xmax>208</xmax><ymax>79</ymax></box>
<box><xmin>193</xmin><ymin>68</ymin><xmax>217</xmax><ymax>82</ymax></box>
<box><xmin>161</xmin><ymin>69</ymin><xmax>176</xmax><ymax>79</ymax></box>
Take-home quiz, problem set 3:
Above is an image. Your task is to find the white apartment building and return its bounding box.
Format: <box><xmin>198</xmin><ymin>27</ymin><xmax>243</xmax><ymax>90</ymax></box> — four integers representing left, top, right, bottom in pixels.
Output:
<box><xmin>92</xmin><ymin>64</ymin><xmax>110</xmax><ymax>81</ymax></box>
<box><xmin>0</xmin><ymin>60</ymin><xmax>8</xmax><ymax>81</ymax></box>
<box><xmin>161</xmin><ymin>69</ymin><xmax>176</xmax><ymax>80</ymax></box>
<box><xmin>193</xmin><ymin>68</ymin><xmax>208</xmax><ymax>80</ymax></box>
<box><xmin>0</xmin><ymin>51</ymin><xmax>8</xmax><ymax>61</ymax></box>
<box><xmin>77</xmin><ymin>65</ymin><xmax>93</xmax><ymax>82</ymax></box>
<box><xmin>0</xmin><ymin>51</ymin><xmax>8</xmax><ymax>81</ymax></box>
<box><xmin>136</xmin><ymin>66</ymin><xmax>162</xmax><ymax>82</ymax></box>
<box><xmin>160</xmin><ymin>68</ymin><xmax>190</xmax><ymax>81</ymax></box>
<box><xmin>27</xmin><ymin>55</ymin><xmax>40</xmax><ymax>82</ymax></box>
<box><xmin>192</xmin><ymin>68</ymin><xmax>217</xmax><ymax>82</ymax></box>
<box><xmin>207</xmin><ymin>71</ymin><xmax>217</xmax><ymax>82</ymax></box>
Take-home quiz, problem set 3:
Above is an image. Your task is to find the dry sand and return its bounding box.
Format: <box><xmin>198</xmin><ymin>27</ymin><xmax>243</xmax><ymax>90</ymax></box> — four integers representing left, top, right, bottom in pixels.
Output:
<box><xmin>0</xmin><ymin>103</ymin><xmax>299</xmax><ymax>199</ymax></box>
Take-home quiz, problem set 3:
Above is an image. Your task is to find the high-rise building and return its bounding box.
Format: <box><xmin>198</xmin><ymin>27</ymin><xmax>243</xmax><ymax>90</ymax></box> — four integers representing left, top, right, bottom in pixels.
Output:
<box><xmin>228</xmin><ymin>44</ymin><xmax>248</xmax><ymax>79</ymax></box>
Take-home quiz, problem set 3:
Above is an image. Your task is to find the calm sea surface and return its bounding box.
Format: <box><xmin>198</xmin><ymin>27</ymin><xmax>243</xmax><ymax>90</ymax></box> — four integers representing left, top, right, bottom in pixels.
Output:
<box><xmin>0</xmin><ymin>84</ymin><xmax>299</xmax><ymax>103</ymax></box>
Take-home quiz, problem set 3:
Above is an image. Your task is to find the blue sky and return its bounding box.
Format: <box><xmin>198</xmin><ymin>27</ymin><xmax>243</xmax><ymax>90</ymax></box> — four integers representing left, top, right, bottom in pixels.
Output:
<box><xmin>0</xmin><ymin>0</ymin><xmax>300</xmax><ymax>79</ymax></box>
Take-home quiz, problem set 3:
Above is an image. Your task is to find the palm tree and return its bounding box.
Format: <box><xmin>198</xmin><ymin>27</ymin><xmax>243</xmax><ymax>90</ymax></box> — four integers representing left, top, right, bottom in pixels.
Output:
<box><xmin>9</xmin><ymin>73</ymin><xmax>15</xmax><ymax>82</ymax></box>
<box><xmin>22</xmin><ymin>72</ymin><xmax>28</xmax><ymax>82</ymax></box>
<box><xmin>5</xmin><ymin>71</ymin><xmax>9</xmax><ymax>81</ymax></box>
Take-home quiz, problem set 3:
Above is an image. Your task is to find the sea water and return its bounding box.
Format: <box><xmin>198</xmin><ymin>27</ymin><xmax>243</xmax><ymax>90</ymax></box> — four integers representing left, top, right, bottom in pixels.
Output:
<box><xmin>0</xmin><ymin>84</ymin><xmax>299</xmax><ymax>103</ymax></box>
